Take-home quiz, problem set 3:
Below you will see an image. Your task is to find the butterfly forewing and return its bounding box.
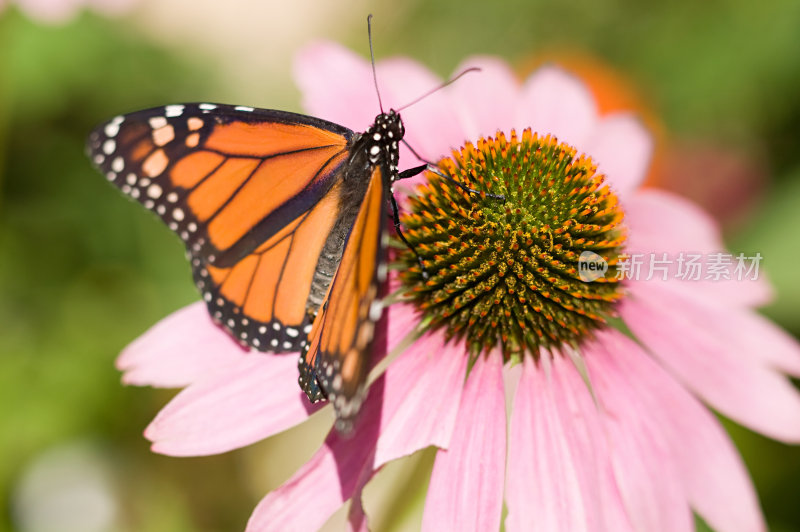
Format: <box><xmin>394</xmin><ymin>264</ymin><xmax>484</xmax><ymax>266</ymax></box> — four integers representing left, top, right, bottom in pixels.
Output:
<box><xmin>87</xmin><ymin>104</ymin><xmax>355</xmax><ymax>352</ymax></box>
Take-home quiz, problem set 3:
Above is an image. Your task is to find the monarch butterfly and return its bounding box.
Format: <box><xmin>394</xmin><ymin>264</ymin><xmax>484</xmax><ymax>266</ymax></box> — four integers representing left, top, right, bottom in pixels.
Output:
<box><xmin>85</xmin><ymin>17</ymin><xmax>471</xmax><ymax>432</ymax></box>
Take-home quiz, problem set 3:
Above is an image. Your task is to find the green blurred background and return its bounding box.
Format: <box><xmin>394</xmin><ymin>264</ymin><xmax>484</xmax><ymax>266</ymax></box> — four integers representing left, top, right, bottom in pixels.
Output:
<box><xmin>1</xmin><ymin>1</ymin><xmax>799</xmax><ymax>530</ymax></box>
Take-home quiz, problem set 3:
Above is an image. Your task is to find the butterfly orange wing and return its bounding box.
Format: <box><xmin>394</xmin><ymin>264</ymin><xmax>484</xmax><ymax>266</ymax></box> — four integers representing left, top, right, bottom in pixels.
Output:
<box><xmin>299</xmin><ymin>165</ymin><xmax>388</xmax><ymax>430</ymax></box>
<box><xmin>87</xmin><ymin>104</ymin><xmax>355</xmax><ymax>351</ymax></box>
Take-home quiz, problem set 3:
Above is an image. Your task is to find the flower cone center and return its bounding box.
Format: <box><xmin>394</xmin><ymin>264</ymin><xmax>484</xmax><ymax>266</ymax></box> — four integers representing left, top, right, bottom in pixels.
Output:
<box><xmin>397</xmin><ymin>129</ymin><xmax>626</xmax><ymax>358</ymax></box>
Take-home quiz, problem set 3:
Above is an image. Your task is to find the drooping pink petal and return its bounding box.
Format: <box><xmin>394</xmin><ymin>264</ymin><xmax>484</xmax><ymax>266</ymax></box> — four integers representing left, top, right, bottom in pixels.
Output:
<box><xmin>117</xmin><ymin>302</ymin><xmax>247</xmax><ymax>388</ymax></box>
<box><xmin>447</xmin><ymin>56</ymin><xmax>520</xmax><ymax>141</ymax></box>
<box><xmin>145</xmin><ymin>353</ymin><xmax>317</xmax><ymax>456</ymax></box>
<box><xmin>422</xmin><ymin>350</ymin><xmax>505</xmax><ymax>532</ymax></box>
<box><xmin>593</xmin><ymin>329</ymin><xmax>765</xmax><ymax>532</ymax></box>
<box><xmin>721</xmin><ymin>305</ymin><xmax>800</xmax><ymax>377</ymax></box>
<box><xmin>625</xmin><ymin>189</ymin><xmax>720</xmax><ymax>252</ymax></box>
<box><xmin>624</xmin><ymin>189</ymin><xmax>773</xmax><ymax>307</ymax></box>
<box><xmin>386</xmin><ymin>300</ymin><xmax>421</xmax><ymax>352</ymax></box>
<box><xmin>517</xmin><ymin>65</ymin><xmax>598</xmax><ymax>150</ymax></box>
<box><xmin>584</xmin><ymin>334</ymin><xmax>694</xmax><ymax>532</ymax></box>
<box><xmin>551</xmin><ymin>355</ymin><xmax>636</xmax><ymax>532</ymax></box>
<box><xmin>247</xmin><ymin>380</ymin><xmax>385</xmax><ymax>532</ymax></box>
<box><xmin>620</xmin><ymin>281</ymin><xmax>800</xmax><ymax>442</ymax></box>
<box><xmin>582</xmin><ymin>114</ymin><xmax>652</xmax><ymax>199</ymax></box>
<box><xmin>506</xmin><ymin>355</ymin><xmax>605</xmax><ymax>532</ymax></box>
<box><xmin>374</xmin><ymin>330</ymin><xmax>468</xmax><ymax>467</ymax></box>
<box><xmin>648</xmin><ymin>280</ymin><xmax>800</xmax><ymax>377</ymax></box>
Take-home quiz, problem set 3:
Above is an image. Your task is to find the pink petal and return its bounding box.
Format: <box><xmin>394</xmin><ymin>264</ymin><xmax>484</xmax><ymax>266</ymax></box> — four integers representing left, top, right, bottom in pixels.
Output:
<box><xmin>593</xmin><ymin>329</ymin><xmax>765</xmax><ymax>532</ymax></box>
<box><xmin>294</xmin><ymin>42</ymin><xmax>465</xmax><ymax>185</ymax></box>
<box><xmin>422</xmin><ymin>350</ymin><xmax>505</xmax><ymax>532</ymax></box>
<box><xmin>377</xmin><ymin>58</ymin><xmax>466</xmax><ymax>181</ymax></box>
<box><xmin>584</xmin><ymin>335</ymin><xmax>694</xmax><ymax>532</ymax></box>
<box><xmin>374</xmin><ymin>330</ymin><xmax>468</xmax><ymax>467</ymax></box>
<box><xmin>583</xmin><ymin>114</ymin><xmax>652</xmax><ymax>198</ymax></box>
<box><xmin>386</xmin><ymin>301</ymin><xmax>421</xmax><ymax>352</ymax></box>
<box><xmin>117</xmin><ymin>302</ymin><xmax>247</xmax><ymax>388</ymax></box>
<box><xmin>624</xmin><ymin>190</ymin><xmax>773</xmax><ymax>307</ymax></box>
<box><xmin>145</xmin><ymin>353</ymin><xmax>316</xmax><ymax>456</ymax></box>
<box><xmin>447</xmin><ymin>56</ymin><xmax>520</xmax><ymax>141</ymax></box>
<box><xmin>247</xmin><ymin>380</ymin><xmax>385</xmax><ymax>532</ymax></box>
<box><xmin>620</xmin><ymin>280</ymin><xmax>800</xmax><ymax>442</ymax></box>
<box><xmin>506</xmin><ymin>355</ymin><xmax>605</xmax><ymax>532</ymax></box>
<box><xmin>517</xmin><ymin>65</ymin><xmax>598</xmax><ymax>150</ymax></box>
<box><xmin>651</xmin><ymin>281</ymin><xmax>800</xmax><ymax>377</ymax></box>
<box><xmin>722</xmin><ymin>305</ymin><xmax>800</xmax><ymax>377</ymax></box>
<box><xmin>293</xmin><ymin>41</ymin><xmax>377</xmax><ymax>132</ymax></box>
<box><xmin>552</xmin><ymin>356</ymin><xmax>636</xmax><ymax>532</ymax></box>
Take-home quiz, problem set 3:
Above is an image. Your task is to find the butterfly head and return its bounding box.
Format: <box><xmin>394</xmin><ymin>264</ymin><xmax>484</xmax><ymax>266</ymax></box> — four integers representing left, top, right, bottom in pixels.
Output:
<box><xmin>377</xmin><ymin>109</ymin><xmax>404</xmax><ymax>138</ymax></box>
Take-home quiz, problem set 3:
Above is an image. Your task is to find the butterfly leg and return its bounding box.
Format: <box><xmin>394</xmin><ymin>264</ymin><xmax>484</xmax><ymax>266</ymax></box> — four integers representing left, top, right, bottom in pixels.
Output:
<box><xmin>426</xmin><ymin>164</ymin><xmax>506</xmax><ymax>201</ymax></box>
<box><xmin>400</xmin><ymin>140</ymin><xmax>505</xmax><ymax>201</ymax></box>
<box><xmin>395</xmin><ymin>164</ymin><xmax>427</xmax><ymax>181</ymax></box>
<box><xmin>388</xmin><ymin>192</ymin><xmax>430</xmax><ymax>279</ymax></box>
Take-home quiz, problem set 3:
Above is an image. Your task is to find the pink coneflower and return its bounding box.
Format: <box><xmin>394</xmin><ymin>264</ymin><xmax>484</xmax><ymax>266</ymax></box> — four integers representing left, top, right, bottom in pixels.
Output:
<box><xmin>119</xmin><ymin>42</ymin><xmax>800</xmax><ymax>531</ymax></box>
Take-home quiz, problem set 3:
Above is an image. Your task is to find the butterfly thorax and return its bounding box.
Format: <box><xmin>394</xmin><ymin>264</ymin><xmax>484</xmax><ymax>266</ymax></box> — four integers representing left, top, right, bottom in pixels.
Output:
<box><xmin>305</xmin><ymin>110</ymin><xmax>403</xmax><ymax>317</ymax></box>
<box><xmin>350</xmin><ymin>110</ymin><xmax>404</xmax><ymax>180</ymax></box>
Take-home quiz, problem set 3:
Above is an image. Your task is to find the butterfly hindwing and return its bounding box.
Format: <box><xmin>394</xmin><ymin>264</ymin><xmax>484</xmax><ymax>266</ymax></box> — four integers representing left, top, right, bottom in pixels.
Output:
<box><xmin>87</xmin><ymin>103</ymin><xmax>355</xmax><ymax>352</ymax></box>
<box><xmin>300</xmin><ymin>166</ymin><xmax>388</xmax><ymax>431</ymax></box>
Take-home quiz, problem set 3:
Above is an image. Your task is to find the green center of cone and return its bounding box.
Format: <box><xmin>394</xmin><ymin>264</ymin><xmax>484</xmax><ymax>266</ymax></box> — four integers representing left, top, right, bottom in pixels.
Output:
<box><xmin>397</xmin><ymin>129</ymin><xmax>627</xmax><ymax>358</ymax></box>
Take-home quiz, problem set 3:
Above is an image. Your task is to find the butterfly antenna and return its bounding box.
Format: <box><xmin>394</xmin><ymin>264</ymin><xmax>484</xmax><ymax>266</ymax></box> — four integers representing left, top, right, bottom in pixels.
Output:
<box><xmin>367</xmin><ymin>14</ymin><xmax>385</xmax><ymax>114</ymax></box>
<box><xmin>395</xmin><ymin>67</ymin><xmax>481</xmax><ymax>112</ymax></box>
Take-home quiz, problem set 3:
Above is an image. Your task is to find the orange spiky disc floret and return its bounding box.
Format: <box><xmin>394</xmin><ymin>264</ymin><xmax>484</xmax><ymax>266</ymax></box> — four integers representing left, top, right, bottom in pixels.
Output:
<box><xmin>398</xmin><ymin>129</ymin><xmax>626</xmax><ymax>359</ymax></box>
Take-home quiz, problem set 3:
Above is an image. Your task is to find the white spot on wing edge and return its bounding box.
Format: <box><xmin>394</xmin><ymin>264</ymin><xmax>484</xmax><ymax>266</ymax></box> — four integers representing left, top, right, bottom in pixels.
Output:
<box><xmin>234</xmin><ymin>106</ymin><xmax>254</xmax><ymax>112</ymax></box>
<box><xmin>104</xmin><ymin>116</ymin><xmax>123</xmax><ymax>137</ymax></box>
<box><xmin>111</xmin><ymin>157</ymin><xmax>124</xmax><ymax>173</ymax></box>
<box><xmin>369</xmin><ymin>300</ymin><xmax>383</xmax><ymax>321</ymax></box>
<box><xmin>165</xmin><ymin>105</ymin><xmax>184</xmax><ymax>118</ymax></box>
